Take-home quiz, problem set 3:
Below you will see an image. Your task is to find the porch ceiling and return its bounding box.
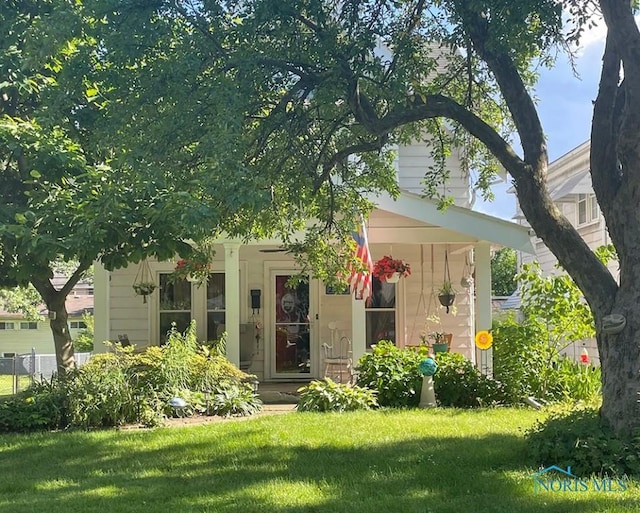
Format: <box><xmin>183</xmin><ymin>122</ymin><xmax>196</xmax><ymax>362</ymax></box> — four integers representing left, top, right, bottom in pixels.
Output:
<box><xmin>369</xmin><ymin>191</ymin><xmax>535</xmax><ymax>253</ymax></box>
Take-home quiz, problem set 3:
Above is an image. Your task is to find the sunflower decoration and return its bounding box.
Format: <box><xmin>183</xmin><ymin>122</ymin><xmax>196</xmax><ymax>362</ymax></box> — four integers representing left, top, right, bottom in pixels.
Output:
<box><xmin>475</xmin><ymin>330</ymin><xmax>493</xmax><ymax>350</ymax></box>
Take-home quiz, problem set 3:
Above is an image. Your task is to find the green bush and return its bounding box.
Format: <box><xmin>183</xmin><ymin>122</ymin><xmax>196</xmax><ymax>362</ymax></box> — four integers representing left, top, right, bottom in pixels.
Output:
<box><xmin>434</xmin><ymin>352</ymin><xmax>505</xmax><ymax>408</ymax></box>
<box><xmin>493</xmin><ymin>316</ymin><xmax>555</xmax><ymax>403</ymax></box>
<box><xmin>297</xmin><ymin>378</ymin><xmax>378</xmax><ymax>412</ymax></box>
<box><xmin>526</xmin><ymin>406</ymin><xmax>640</xmax><ymax>476</ymax></box>
<box><xmin>0</xmin><ymin>321</ymin><xmax>261</xmax><ymax>432</ymax></box>
<box><xmin>552</xmin><ymin>358</ymin><xmax>601</xmax><ymax>403</ymax></box>
<box><xmin>0</xmin><ymin>378</ymin><xmax>65</xmax><ymax>433</ymax></box>
<box><xmin>73</xmin><ymin>313</ymin><xmax>94</xmax><ymax>352</ymax></box>
<box><xmin>64</xmin><ymin>354</ymin><xmax>138</xmax><ymax>428</ymax></box>
<box><xmin>493</xmin><ymin>316</ymin><xmax>602</xmax><ymax>404</ymax></box>
<box><xmin>209</xmin><ymin>382</ymin><xmax>263</xmax><ymax>417</ymax></box>
<box><xmin>355</xmin><ymin>341</ymin><xmax>427</xmax><ymax>407</ymax></box>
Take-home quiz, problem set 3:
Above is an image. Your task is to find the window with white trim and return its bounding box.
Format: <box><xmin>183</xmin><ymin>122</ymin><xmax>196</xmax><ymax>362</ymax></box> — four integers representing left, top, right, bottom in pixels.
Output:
<box><xmin>577</xmin><ymin>194</ymin><xmax>599</xmax><ymax>225</ymax></box>
<box><xmin>158</xmin><ymin>274</ymin><xmax>192</xmax><ymax>344</ymax></box>
<box><xmin>206</xmin><ymin>273</ymin><xmax>226</xmax><ymax>342</ymax></box>
<box><xmin>20</xmin><ymin>322</ymin><xmax>38</xmax><ymax>330</ymax></box>
<box><xmin>0</xmin><ymin>322</ymin><xmax>15</xmax><ymax>330</ymax></box>
<box><xmin>70</xmin><ymin>321</ymin><xmax>87</xmax><ymax>329</ymax></box>
<box><xmin>365</xmin><ymin>277</ymin><xmax>396</xmax><ymax>349</ymax></box>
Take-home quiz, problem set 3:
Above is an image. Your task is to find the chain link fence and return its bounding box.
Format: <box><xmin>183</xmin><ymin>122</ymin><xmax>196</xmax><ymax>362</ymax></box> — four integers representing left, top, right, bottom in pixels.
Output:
<box><xmin>0</xmin><ymin>351</ymin><xmax>92</xmax><ymax>396</ymax></box>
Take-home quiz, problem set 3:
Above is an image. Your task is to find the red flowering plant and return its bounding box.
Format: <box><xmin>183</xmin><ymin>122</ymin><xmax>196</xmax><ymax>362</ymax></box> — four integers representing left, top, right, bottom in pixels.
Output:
<box><xmin>372</xmin><ymin>255</ymin><xmax>411</xmax><ymax>281</ymax></box>
<box><xmin>172</xmin><ymin>255</ymin><xmax>211</xmax><ymax>285</ymax></box>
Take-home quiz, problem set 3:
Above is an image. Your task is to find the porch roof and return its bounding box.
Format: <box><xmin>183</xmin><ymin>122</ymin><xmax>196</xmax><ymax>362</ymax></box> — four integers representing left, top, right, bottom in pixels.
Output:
<box><xmin>368</xmin><ymin>191</ymin><xmax>535</xmax><ymax>254</ymax></box>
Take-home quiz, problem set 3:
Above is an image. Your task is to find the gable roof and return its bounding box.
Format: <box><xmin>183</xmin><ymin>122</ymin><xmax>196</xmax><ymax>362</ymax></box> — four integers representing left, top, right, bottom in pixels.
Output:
<box><xmin>370</xmin><ymin>191</ymin><xmax>535</xmax><ymax>253</ymax></box>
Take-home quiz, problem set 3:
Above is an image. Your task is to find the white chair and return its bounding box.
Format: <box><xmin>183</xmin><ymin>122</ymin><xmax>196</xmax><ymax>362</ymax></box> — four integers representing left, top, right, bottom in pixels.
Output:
<box><xmin>322</xmin><ymin>321</ymin><xmax>353</xmax><ymax>383</ymax></box>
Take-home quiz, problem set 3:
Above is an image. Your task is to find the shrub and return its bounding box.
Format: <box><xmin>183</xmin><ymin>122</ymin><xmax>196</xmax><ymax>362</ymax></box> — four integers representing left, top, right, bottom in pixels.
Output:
<box><xmin>73</xmin><ymin>313</ymin><xmax>94</xmax><ymax>352</ymax></box>
<box><xmin>208</xmin><ymin>382</ymin><xmax>263</xmax><ymax>417</ymax></box>
<box><xmin>526</xmin><ymin>406</ymin><xmax>640</xmax><ymax>476</ymax></box>
<box><xmin>493</xmin><ymin>315</ymin><xmax>602</xmax><ymax>404</ymax></box>
<box><xmin>297</xmin><ymin>378</ymin><xmax>378</xmax><ymax>412</ymax></box>
<box><xmin>0</xmin><ymin>321</ymin><xmax>261</xmax><ymax>432</ymax></box>
<box><xmin>434</xmin><ymin>352</ymin><xmax>505</xmax><ymax>408</ymax></box>
<box><xmin>0</xmin><ymin>378</ymin><xmax>65</xmax><ymax>433</ymax></box>
<box><xmin>355</xmin><ymin>341</ymin><xmax>427</xmax><ymax>407</ymax></box>
<box><xmin>493</xmin><ymin>316</ymin><xmax>555</xmax><ymax>403</ymax></box>
<box><xmin>64</xmin><ymin>354</ymin><xmax>138</xmax><ymax>428</ymax></box>
<box><xmin>552</xmin><ymin>358</ymin><xmax>601</xmax><ymax>404</ymax></box>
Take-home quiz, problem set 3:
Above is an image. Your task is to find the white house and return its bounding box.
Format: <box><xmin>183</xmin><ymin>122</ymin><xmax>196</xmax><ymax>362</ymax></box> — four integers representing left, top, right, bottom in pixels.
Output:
<box><xmin>518</xmin><ymin>140</ymin><xmax>616</xmax><ymax>277</ymax></box>
<box><xmin>0</xmin><ymin>278</ymin><xmax>93</xmax><ymax>356</ymax></box>
<box><xmin>94</xmin><ymin>142</ymin><xmax>534</xmax><ymax>382</ymax></box>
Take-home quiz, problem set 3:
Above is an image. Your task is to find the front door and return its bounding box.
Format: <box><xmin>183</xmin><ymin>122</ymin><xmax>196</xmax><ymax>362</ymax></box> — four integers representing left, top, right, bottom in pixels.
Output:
<box><xmin>271</xmin><ymin>273</ymin><xmax>312</xmax><ymax>378</ymax></box>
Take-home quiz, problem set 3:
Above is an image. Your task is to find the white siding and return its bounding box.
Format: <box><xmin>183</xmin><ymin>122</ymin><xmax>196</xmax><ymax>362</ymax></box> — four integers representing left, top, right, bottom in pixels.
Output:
<box><xmin>0</xmin><ymin>320</ymin><xmax>86</xmax><ymax>355</ymax></box>
<box><xmin>107</xmin><ymin>238</ymin><xmax>478</xmax><ymax>376</ymax></box>
<box><xmin>397</xmin><ymin>142</ymin><xmax>470</xmax><ymax>207</ymax></box>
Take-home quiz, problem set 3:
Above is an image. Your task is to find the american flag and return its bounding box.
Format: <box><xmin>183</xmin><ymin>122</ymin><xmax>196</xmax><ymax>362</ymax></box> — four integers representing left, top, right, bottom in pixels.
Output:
<box><xmin>348</xmin><ymin>219</ymin><xmax>373</xmax><ymax>301</ymax></box>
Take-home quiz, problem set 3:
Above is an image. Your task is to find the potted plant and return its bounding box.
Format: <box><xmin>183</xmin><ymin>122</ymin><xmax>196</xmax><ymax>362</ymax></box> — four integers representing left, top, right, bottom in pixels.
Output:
<box><xmin>438</xmin><ymin>281</ymin><xmax>456</xmax><ymax>313</ymax></box>
<box><xmin>133</xmin><ymin>281</ymin><xmax>156</xmax><ymax>303</ymax></box>
<box><xmin>133</xmin><ymin>259</ymin><xmax>156</xmax><ymax>303</ymax></box>
<box><xmin>372</xmin><ymin>255</ymin><xmax>411</xmax><ymax>283</ymax></box>
<box><xmin>429</xmin><ymin>331</ymin><xmax>452</xmax><ymax>353</ymax></box>
<box><xmin>173</xmin><ymin>257</ymin><xmax>211</xmax><ymax>285</ymax></box>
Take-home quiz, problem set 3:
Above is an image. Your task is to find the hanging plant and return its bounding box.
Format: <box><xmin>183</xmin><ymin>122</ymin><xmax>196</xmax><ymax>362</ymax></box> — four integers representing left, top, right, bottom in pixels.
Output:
<box><xmin>133</xmin><ymin>259</ymin><xmax>156</xmax><ymax>303</ymax></box>
<box><xmin>372</xmin><ymin>255</ymin><xmax>411</xmax><ymax>283</ymax></box>
<box><xmin>173</xmin><ymin>257</ymin><xmax>211</xmax><ymax>285</ymax></box>
<box><xmin>438</xmin><ymin>250</ymin><xmax>456</xmax><ymax>313</ymax></box>
<box><xmin>460</xmin><ymin>253</ymin><xmax>474</xmax><ymax>289</ymax></box>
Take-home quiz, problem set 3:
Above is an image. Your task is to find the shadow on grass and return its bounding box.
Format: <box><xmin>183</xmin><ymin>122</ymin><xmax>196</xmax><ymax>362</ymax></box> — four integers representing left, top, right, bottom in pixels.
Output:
<box><xmin>0</xmin><ymin>412</ymin><xmax>637</xmax><ymax>513</ymax></box>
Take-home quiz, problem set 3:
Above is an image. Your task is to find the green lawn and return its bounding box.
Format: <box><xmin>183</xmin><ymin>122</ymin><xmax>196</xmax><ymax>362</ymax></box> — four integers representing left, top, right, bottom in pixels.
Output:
<box><xmin>0</xmin><ymin>374</ymin><xmax>31</xmax><ymax>397</ymax></box>
<box><xmin>0</xmin><ymin>408</ymin><xmax>637</xmax><ymax>513</ymax></box>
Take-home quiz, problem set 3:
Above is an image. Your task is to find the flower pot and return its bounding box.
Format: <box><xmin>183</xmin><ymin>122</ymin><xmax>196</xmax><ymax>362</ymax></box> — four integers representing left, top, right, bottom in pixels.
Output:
<box><xmin>432</xmin><ymin>342</ymin><xmax>450</xmax><ymax>354</ymax></box>
<box><xmin>438</xmin><ymin>293</ymin><xmax>456</xmax><ymax>313</ymax></box>
<box><xmin>385</xmin><ymin>272</ymin><xmax>400</xmax><ymax>283</ymax></box>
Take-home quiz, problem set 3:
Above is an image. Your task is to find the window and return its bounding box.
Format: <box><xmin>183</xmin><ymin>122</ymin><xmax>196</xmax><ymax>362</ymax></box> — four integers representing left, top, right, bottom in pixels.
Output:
<box><xmin>70</xmin><ymin>321</ymin><xmax>87</xmax><ymax>329</ymax></box>
<box><xmin>206</xmin><ymin>273</ymin><xmax>226</xmax><ymax>341</ymax></box>
<box><xmin>365</xmin><ymin>277</ymin><xmax>396</xmax><ymax>349</ymax></box>
<box><xmin>20</xmin><ymin>322</ymin><xmax>38</xmax><ymax>330</ymax></box>
<box><xmin>158</xmin><ymin>274</ymin><xmax>192</xmax><ymax>344</ymax></box>
<box><xmin>577</xmin><ymin>194</ymin><xmax>599</xmax><ymax>225</ymax></box>
<box><xmin>0</xmin><ymin>322</ymin><xmax>15</xmax><ymax>330</ymax></box>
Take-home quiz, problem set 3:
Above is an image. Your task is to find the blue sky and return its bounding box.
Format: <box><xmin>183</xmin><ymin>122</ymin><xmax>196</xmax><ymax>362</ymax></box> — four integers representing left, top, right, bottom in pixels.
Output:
<box><xmin>475</xmin><ymin>25</ymin><xmax>606</xmax><ymax>220</ymax></box>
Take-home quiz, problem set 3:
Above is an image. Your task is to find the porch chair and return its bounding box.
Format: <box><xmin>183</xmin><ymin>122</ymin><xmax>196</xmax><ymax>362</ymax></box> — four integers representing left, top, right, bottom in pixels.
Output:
<box><xmin>322</xmin><ymin>321</ymin><xmax>353</xmax><ymax>384</ymax></box>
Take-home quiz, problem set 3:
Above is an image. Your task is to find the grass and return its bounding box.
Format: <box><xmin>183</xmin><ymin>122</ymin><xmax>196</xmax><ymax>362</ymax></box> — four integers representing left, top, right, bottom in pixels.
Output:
<box><xmin>0</xmin><ymin>375</ymin><xmax>30</xmax><ymax>397</ymax></box>
<box><xmin>0</xmin><ymin>408</ymin><xmax>638</xmax><ymax>512</ymax></box>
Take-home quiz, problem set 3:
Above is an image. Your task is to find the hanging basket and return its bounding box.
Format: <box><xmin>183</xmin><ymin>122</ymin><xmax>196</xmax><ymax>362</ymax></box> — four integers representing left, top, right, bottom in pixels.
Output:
<box><xmin>438</xmin><ymin>293</ymin><xmax>456</xmax><ymax>307</ymax></box>
<box><xmin>372</xmin><ymin>255</ymin><xmax>411</xmax><ymax>282</ymax></box>
<box><xmin>438</xmin><ymin>250</ymin><xmax>456</xmax><ymax>313</ymax></box>
<box><xmin>386</xmin><ymin>272</ymin><xmax>401</xmax><ymax>284</ymax></box>
<box><xmin>133</xmin><ymin>259</ymin><xmax>156</xmax><ymax>304</ymax></box>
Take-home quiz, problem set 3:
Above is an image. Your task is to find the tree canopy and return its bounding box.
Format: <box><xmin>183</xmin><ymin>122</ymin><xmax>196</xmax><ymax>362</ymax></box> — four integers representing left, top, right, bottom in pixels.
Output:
<box><xmin>79</xmin><ymin>0</ymin><xmax>640</xmax><ymax>435</ymax></box>
<box><xmin>491</xmin><ymin>248</ymin><xmax>517</xmax><ymax>297</ymax></box>
<box><xmin>0</xmin><ymin>1</ymin><xmax>216</xmax><ymax>371</ymax></box>
<box><xmin>5</xmin><ymin>0</ymin><xmax>640</xmax><ymax>435</ymax></box>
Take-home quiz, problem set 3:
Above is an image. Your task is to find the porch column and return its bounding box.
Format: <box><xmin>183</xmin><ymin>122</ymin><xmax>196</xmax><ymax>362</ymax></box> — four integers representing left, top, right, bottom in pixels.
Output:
<box><xmin>474</xmin><ymin>242</ymin><xmax>492</xmax><ymax>375</ymax></box>
<box><xmin>351</xmin><ymin>295</ymin><xmax>366</xmax><ymax>369</ymax></box>
<box><xmin>93</xmin><ymin>260</ymin><xmax>110</xmax><ymax>353</ymax></box>
<box><xmin>224</xmin><ymin>242</ymin><xmax>241</xmax><ymax>367</ymax></box>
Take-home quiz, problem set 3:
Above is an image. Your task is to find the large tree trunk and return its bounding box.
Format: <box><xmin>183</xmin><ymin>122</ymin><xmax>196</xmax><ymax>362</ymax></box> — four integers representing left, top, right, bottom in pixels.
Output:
<box><xmin>48</xmin><ymin>296</ymin><xmax>75</xmax><ymax>374</ymax></box>
<box><xmin>31</xmin><ymin>269</ymin><xmax>87</xmax><ymax>374</ymax></box>
<box><xmin>599</xmin><ymin>288</ymin><xmax>640</xmax><ymax>434</ymax></box>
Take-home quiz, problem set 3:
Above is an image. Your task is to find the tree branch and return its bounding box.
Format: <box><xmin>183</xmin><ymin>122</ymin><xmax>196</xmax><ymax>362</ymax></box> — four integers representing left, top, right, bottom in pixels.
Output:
<box><xmin>590</xmin><ymin>29</ymin><xmax>623</xmax><ymax>220</ymax></box>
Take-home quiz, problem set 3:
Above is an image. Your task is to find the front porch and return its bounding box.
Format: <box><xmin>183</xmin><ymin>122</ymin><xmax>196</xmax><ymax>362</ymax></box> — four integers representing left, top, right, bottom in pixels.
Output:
<box><xmin>94</xmin><ymin>192</ymin><xmax>534</xmax><ymax>381</ymax></box>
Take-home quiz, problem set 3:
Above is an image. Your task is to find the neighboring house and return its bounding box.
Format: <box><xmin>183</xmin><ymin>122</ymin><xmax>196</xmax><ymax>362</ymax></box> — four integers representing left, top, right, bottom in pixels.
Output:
<box><xmin>512</xmin><ymin>140</ymin><xmax>614</xmax><ymax>364</ymax></box>
<box><xmin>94</xmin><ymin>140</ymin><xmax>533</xmax><ymax>383</ymax></box>
<box><xmin>0</xmin><ymin>278</ymin><xmax>93</xmax><ymax>356</ymax></box>
<box><xmin>517</xmin><ymin>140</ymin><xmax>616</xmax><ymax>277</ymax></box>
